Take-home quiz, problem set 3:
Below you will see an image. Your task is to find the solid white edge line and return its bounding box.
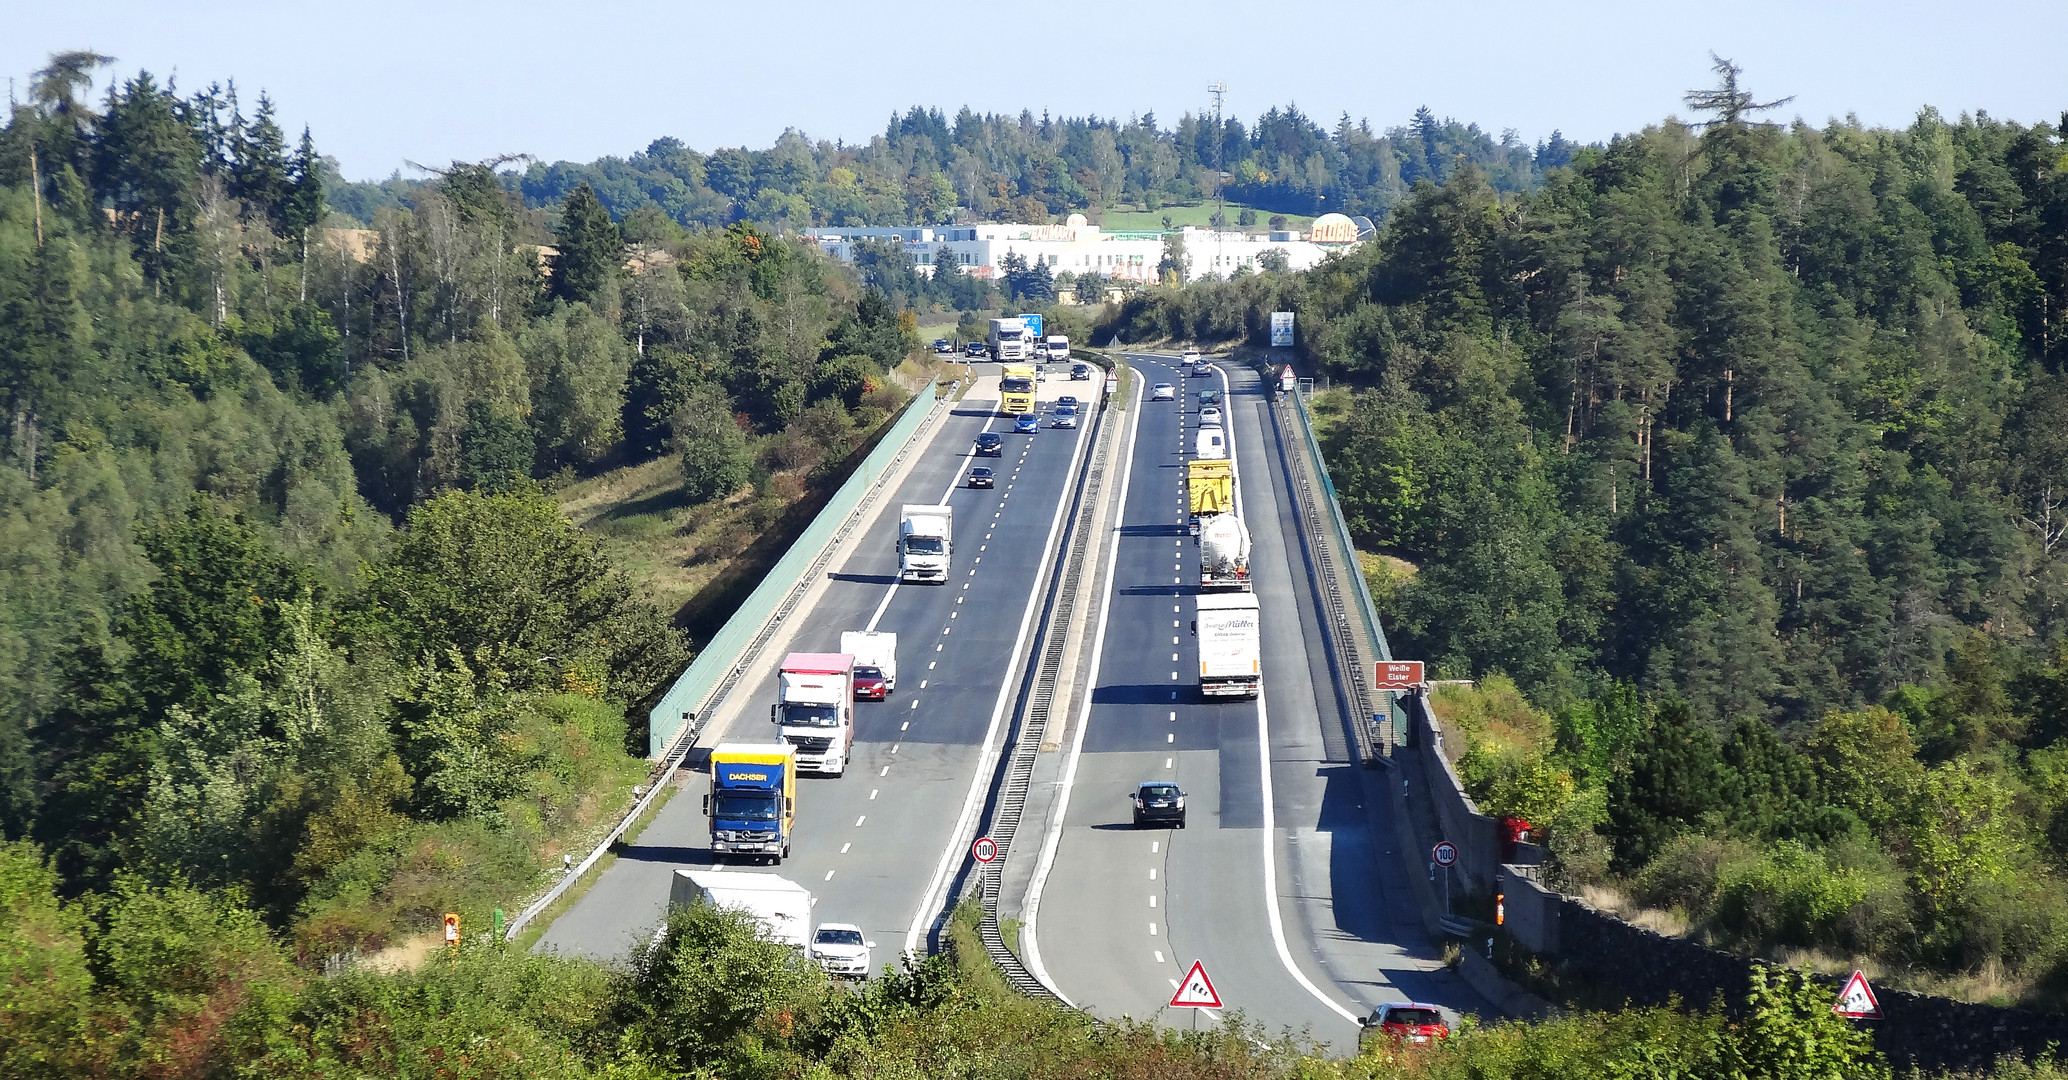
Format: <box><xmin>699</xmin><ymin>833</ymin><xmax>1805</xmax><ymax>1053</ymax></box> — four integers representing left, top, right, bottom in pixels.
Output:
<box><xmin>1235</xmin><ymin>357</ymin><xmax>1357</xmax><ymax>1026</ymax></box>
<box><xmin>1022</xmin><ymin>364</ymin><xmax>1143</xmax><ymax>1005</ymax></box>
<box><xmin>868</xmin><ymin>410</ymin><xmax>1000</xmax><ymax>632</ymax></box>
<box><xmin>904</xmin><ymin>377</ymin><xmax>1101</xmax><ymax>960</ymax></box>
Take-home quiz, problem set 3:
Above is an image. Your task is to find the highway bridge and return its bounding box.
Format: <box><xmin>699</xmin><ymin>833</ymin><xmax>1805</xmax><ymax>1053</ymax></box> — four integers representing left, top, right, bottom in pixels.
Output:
<box><xmin>536</xmin><ymin>354</ymin><xmax>1486</xmax><ymax>1048</ymax></box>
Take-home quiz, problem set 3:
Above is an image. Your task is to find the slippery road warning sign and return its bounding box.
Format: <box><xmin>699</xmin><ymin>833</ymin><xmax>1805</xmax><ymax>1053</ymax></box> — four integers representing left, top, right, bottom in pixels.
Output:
<box><xmin>1169</xmin><ymin>960</ymin><xmax>1224</xmax><ymax>1009</ymax></box>
<box><xmin>1832</xmin><ymin>970</ymin><xmax>1883</xmax><ymax>1019</ymax></box>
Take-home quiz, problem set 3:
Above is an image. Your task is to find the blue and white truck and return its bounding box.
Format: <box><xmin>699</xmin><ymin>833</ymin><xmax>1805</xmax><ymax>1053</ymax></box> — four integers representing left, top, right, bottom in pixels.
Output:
<box><xmin>705</xmin><ymin>743</ymin><xmax>797</xmax><ymax>862</ymax></box>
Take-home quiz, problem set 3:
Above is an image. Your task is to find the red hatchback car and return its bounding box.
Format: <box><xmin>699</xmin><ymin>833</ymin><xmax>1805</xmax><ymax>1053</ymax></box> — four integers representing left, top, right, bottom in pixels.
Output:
<box><xmin>853</xmin><ymin>665</ymin><xmax>889</xmax><ymax>701</ymax></box>
<box><xmin>1358</xmin><ymin>1002</ymin><xmax>1450</xmax><ymax>1049</ymax></box>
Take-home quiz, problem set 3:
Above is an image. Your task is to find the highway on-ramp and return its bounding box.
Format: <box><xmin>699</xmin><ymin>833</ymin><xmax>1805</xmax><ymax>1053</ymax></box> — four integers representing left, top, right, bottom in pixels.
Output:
<box><xmin>538</xmin><ymin>374</ymin><xmax>1096</xmax><ymax>964</ymax></box>
<box><xmin>1024</xmin><ymin>355</ymin><xmax>1485</xmax><ymax>1047</ymax></box>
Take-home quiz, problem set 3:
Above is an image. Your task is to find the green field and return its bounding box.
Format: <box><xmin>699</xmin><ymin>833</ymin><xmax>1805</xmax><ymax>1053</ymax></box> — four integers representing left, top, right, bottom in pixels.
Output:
<box><xmin>1096</xmin><ymin>202</ymin><xmax>1315</xmax><ymax>232</ymax></box>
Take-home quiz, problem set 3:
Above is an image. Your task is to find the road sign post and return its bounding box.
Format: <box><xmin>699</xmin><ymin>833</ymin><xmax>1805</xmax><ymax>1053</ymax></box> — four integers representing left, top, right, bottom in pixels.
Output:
<box><xmin>1170</xmin><ymin>959</ymin><xmax>1223</xmax><ymax>1027</ymax></box>
<box><xmin>1833</xmin><ymin>970</ymin><xmax>1883</xmax><ymax>1019</ymax></box>
<box><xmin>1431</xmin><ymin>842</ymin><xmax>1457</xmax><ymax>917</ymax></box>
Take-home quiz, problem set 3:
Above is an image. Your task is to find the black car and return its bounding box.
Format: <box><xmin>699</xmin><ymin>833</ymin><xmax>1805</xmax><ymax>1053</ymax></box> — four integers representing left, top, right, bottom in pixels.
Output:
<box><xmin>1070</xmin><ymin>364</ymin><xmax>1091</xmax><ymax>380</ymax></box>
<box><xmin>965</xmin><ymin>342</ymin><xmax>988</xmax><ymax>358</ymax></box>
<box><xmin>974</xmin><ymin>432</ymin><xmax>1003</xmax><ymax>456</ymax></box>
<box><xmin>1131</xmin><ymin>782</ymin><xmax>1186</xmax><ymax>828</ymax></box>
<box><xmin>968</xmin><ymin>466</ymin><xmax>995</xmax><ymax>488</ymax></box>
<box><xmin>933</xmin><ymin>338</ymin><xmax>953</xmax><ymax>354</ymax></box>
<box><xmin>1056</xmin><ymin>395</ymin><xmax>1080</xmax><ymax>409</ymax></box>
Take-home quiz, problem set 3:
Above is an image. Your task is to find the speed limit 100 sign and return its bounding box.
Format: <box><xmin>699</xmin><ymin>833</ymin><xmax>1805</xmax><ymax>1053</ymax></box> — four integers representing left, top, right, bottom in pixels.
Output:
<box><xmin>972</xmin><ymin>837</ymin><xmax>998</xmax><ymax>863</ymax></box>
<box><xmin>1432</xmin><ymin>841</ymin><xmax>1458</xmax><ymax>867</ymax></box>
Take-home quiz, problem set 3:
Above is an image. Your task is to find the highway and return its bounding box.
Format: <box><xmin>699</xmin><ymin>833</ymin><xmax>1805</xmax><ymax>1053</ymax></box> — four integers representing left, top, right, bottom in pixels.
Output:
<box><xmin>1023</xmin><ymin>355</ymin><xmax>1485</xmax><ymax>1047</ymax></box>
<box><xmin>538</xmin><ymin>372</ymin><xmax>1097</xmax><ymax>963</ymax></box>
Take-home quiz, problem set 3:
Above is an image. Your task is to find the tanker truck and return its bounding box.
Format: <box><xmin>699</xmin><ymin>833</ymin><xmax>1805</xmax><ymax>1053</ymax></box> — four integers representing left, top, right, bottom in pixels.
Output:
<box><xmin>1199</xmin><ymin>514</ymin><xmax>1252</xmax><ymax>591</ymax></box>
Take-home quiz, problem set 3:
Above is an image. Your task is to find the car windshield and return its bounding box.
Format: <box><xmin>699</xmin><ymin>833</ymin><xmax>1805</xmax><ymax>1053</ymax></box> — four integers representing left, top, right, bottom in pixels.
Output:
<box><xmin>1057</xmin><ymin>407</ymin><xmax>1076</xmax><ymax>416</ymax></box>
<box><xmin>855</xmin><ymin>666</ymin><xmax>883</xmax><ymax>680</ymax></box>
<box><xmin>905</xmin><ymin>537</ymin><xmax>945</xmax><ymax>555</ymax></box>
<box><xmin>971</xmin><ymin>468</ymin><xmax>992</xmax><ymax>476</ymax></box>
<box><xmin>1000</xmin><ymin>377</ymin><xmax>1034</xmax><ymax>393</ymax></box>
<box><xmin>977</xmin><ymin>435</ymin><xmax>1000</xmax><ymax>446</ymax></box>
<box><xmin>1385</xmin><ymin>1008</ymin><xmax>1443</xmax><ymax>1027</ymax></box>
<box><xmin>714</xmin><ymin>792</ymin><xmax>780</xmax><ymax>820</ymax></box>
<box><xmin>816</xmin><ymin>928</ymin><xmax>865</xmax><ymax>947</ymax></box>
<box><xmin>1141</xmin><ymin>784</ymin><xmax>1179</xmax><ymax>799</ymax></box>
<box><xmin>778</xmin><ymin>703</ymin><xmax>841</xmax><ymax>728</ymax></box>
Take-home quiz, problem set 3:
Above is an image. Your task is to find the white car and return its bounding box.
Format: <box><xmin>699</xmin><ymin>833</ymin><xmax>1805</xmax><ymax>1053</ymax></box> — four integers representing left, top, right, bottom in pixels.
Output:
<box><xmin>1152</xmin><ymin>383</ymin><xmax>1176</xmax><ymax>401</ymax></box>
<box><xmin>810</xmin><ymin>923</ymin><xmax>874</xmax><ymax>979</ymax></box>
<box><xmin>1200</xmin><ymin>406</ymin><xmax>1222</xmax><ymax>426</ymax></box>
<box><xmin>1181</xmin><ymin>349</ymin><xmax>1202</xmax><ymax>364</ymax></box>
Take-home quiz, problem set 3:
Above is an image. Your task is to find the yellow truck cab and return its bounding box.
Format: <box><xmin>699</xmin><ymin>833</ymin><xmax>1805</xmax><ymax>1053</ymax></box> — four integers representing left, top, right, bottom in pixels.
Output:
<box><xmin>999</xmin><ymin>364</ymin><xmax>1037</xmax><ymax>415</ymax></box>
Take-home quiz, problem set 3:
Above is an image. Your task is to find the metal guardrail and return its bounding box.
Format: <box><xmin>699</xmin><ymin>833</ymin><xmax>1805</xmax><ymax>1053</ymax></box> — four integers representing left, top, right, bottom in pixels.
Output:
<box><xmin>505</xmin><ymin>379</ymin><xmax>945</xmax><ymax>943</ymax></box>
<box><xmin>644</xmin><ymin>378</ymin><xmax>944</xmax><ymax>757</ymax></box>
<box><xmin>970</xmin><ymin>376</ymin><xmax>1115</xmax><ymax>1004</ymax></box>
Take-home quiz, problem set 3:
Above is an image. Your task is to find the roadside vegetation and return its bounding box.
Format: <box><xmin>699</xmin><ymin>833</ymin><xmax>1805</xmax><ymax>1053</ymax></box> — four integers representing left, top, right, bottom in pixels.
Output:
<box><xmin>8</xmin><ymin>852</ymin><xmax>2041</xmax><ymax>1080</ymax></box>
<box><xmin>1106</xmin><ymin>59</ymin><xmax>2068</xmax><ymax>1009</ymax></box>
<box><xmin>0</xmin><ymin>52</ymin><xmax>917</xmax><ymax>964</ymax></box>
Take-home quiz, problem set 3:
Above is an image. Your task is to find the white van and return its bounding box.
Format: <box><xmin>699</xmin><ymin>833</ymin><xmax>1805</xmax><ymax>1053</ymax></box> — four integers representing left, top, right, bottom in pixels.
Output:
<box><xmin>1194</xmin><ymin>425</ymin><xmax>1226</xmax><ymax>460</ymax></box>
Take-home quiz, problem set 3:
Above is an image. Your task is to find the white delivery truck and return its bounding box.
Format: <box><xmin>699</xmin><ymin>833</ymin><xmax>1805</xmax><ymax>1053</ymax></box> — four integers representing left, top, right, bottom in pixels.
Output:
<box><xmin>1045</xmin><ymin>334</ymin><xmax>1070</xmax><ymax>361</ymax></box>
<box><xmin>898</xmin><ymin>504</ymin><xmax>953</xmax><ymax>583</ymax></box>
<box><xmin>1199</xmin><ymin>514</ymin><xmax>1253</xmax><ymax>591</ymax></box>
<box><xmin>1195</xmin><ymin>425</ymin><xmax>1227</xmax><ymax>459</ymax></box>
<box><xmin>840</xmin><ymin>630</ymin><xmax>898</xmax><ymax>691</ymax></box>
<box><xmin>772</xmin><ymin>652</ymin><xmax>855</xmax><ymax>775</ymax></box>
<box><xmin>669</xmin><ymin>869</ymin><xmax>814</xmax><ymax>949</ymax></box>
<box><xmin>1195</xmin><ymin>592</ymin><xmax>1261</xmax><ymax>698</ymax></box>
<box><xmin>987</xmin><ymin>317</ymin><xmax>1030</xmax><ymax>361</ymax></box>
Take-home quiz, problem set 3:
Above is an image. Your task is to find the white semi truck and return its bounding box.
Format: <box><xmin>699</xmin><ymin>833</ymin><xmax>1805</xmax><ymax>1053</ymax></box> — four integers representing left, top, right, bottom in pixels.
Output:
<box><xmin>772</xmin><ymin>652</ymin><xmax>855</xmax><ymax>775</ymax></box>
<box><xmin>987</xmin><ymin>317</ymin><xmax>1030</xmax><ymax>361</ymax></box>
<box><xmin>840</xmin><ymin>630</ymin><xmax>898</xmax><ymax>691</ymax></box>
<box><xmin>669</xmin><ymin>869</ymin><xmax>813</xmax><ymax>949</ymax></box>
<box><xmin>898</xmin><ymin>504</ymin><xmax>953</xmax><ymax>583</ymax></box>
<box><xmin>1199</xmin><ymin>514</ymin><xmax>1253</xmax><ymax>591</ymax></box>
<box><xmin>1195</xmin><ymin>592</ymin><xmax>1261</xmax><ymax>698</ymax></box>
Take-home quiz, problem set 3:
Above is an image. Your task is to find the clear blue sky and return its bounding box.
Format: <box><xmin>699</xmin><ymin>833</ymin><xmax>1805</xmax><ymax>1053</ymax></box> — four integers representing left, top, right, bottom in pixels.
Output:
<box><xmin>9</xmin><ymin>0</ymin><xmax>2063</xmax><ymax>181</ymax></box>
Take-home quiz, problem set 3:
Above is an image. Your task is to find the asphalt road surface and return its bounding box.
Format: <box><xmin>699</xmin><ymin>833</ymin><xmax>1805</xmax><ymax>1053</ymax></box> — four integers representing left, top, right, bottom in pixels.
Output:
<box><xmin>537</xmin><ymin>374</ymin><xmax>1095</xmax><ymax>964</ymax></box>
<box><xmin>1028</xmin><ymin>355</ymin><xmax>1485</xmax><ymax>1048</ymax></box>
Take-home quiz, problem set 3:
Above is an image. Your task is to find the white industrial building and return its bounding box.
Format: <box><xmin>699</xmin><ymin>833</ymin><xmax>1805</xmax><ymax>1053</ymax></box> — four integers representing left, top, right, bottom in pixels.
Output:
<box><xmin>804</xmin><ymin>213</ymin><xmax>1365</xmax><ymax>290</ymax></box>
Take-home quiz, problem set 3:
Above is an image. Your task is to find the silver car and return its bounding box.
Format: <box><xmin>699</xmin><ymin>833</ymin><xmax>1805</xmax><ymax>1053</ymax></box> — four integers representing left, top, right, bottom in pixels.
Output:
<box><xmin>1152</xmin><ymin>383</ymin><xmax>1176</xmax><ymax>401</ymax></box>
<box><xmin>1052</xmin><ymin>406</ymin><xmax>1079</xmax><ymax>428</ymax></box>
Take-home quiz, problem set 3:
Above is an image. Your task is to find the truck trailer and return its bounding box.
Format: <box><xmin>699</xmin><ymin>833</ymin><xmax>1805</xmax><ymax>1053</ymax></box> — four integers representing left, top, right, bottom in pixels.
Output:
<box><xmin>1187</xmin><ymin>459</ymin><xmax>1233</xmax><ymax>516</ymax></box>
<box><xmin>706</xmin><ymin>743</ymin><xmax>796</xmax><ymax>861</ymax></box>
<box><xmin>669</xmin><ymin>869</ymin><xmax>813</xmax><ymax>948</ymax></box>
<box><xmin>1195</xmin><ymin>593</ymin><xmax>1262</xmax><ymax>698</ymax></box>
<box><xmin>772</xmin><ymin>653</ymin><xmax>855</xmax><ymax>775</ymax></box>
<box><xmin>839</xmin><ymin>630</ymin><xmax>898</xmax><ymax>691</ymax></box>
<box><xmin>1199</xmin><ymin>514</ymin><xmax>1253</xmax><ymax>591</ymax></box>
<box><xmin>899</xmin><ymin>504</ymin><xmax>953</xmax><ymax>582</ymax></box>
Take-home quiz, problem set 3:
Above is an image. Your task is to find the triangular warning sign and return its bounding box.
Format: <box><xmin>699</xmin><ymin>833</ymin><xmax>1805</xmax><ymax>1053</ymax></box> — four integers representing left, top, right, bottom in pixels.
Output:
<box><xmin>1169</xmin><ymin>960</ymin><xmax>1223</xmax><ymax>1009</ymax></box>
<box><xmin>1832</xmin><ymin>970</ymin><xmax>1882</xmax><ymax>1019</ymax></box>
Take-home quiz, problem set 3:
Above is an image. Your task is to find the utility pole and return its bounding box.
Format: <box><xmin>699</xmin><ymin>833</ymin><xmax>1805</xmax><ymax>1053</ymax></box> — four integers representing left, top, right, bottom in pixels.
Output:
<box><xmin>1208</xmin><ymin>81</ymin><xmax>1227</xmax><ymax>279</ymax></box>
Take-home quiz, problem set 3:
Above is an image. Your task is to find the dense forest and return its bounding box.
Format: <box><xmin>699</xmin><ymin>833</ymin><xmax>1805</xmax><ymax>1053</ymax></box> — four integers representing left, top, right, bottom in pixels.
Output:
<box><xmin>1107</xmin><ymin>62</ymin><xmax>2068</xmax><ymax>1002</ymax></box>
<box><xmin>331</xmin><ymin>103</ymin><xmax>1578</xmax><ymax>232</ymax></box>
<box><xmin>0</xmin><ymin>51</ymin><xmax>919</xmax><ymax>964</ymax></box>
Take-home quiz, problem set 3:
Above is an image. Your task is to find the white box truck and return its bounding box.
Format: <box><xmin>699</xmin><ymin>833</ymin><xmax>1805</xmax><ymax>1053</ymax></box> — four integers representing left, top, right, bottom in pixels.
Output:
<box><xmin>899</xmin><ymin>504</ymin><xmax>953</xmax><ymax>583</ymax></box>
<box><xmin>772</xmin><ymin>652</ymin><xmax>855</xmax><ymax>775</ymax></box>
<box><xmin>1196</xmin><ymin>592</ymin><xmax>1261</xmax><ymax>698</ymax></box>
<box><xmin>1045</xmin><ymin>334</ymin><xmax>1070</xmax><ymax>360</ymax></box>
<box><xmin>669</xmin><ymin>869</ymin><xmax>813</xmax><ymax>949</ymax></box>
<box><xmin>839</xmin><ymin>630</ymin><xmax>898</xmax><ymax>691</ymax></box>
<box><xmin>987</xmin><ymin>317</ymin><xmax>1030</xmax><ymax>361</ymax></box>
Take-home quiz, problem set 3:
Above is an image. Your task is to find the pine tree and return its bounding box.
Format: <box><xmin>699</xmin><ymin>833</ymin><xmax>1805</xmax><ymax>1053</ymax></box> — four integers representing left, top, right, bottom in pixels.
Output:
<box><xmin>552</xmin><ymin>183</ymin><xmax>621</xmax><ymax>305</ymax></box>
<box><xmin>234</xmin><ymin>92</ymin><xmax>289</xmax><ymax>231</ymax></box>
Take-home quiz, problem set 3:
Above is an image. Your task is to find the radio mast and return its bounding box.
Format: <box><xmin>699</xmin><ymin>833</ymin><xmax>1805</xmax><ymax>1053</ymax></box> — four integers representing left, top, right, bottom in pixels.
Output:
<box><xmin>1208</xmin><ymin>80</ymin><xmax>1227</xmax><ymax>277</ymax></box>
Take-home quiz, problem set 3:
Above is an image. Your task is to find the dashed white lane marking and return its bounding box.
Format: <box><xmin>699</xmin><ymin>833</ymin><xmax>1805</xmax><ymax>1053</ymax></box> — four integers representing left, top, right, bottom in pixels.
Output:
<box><xmin>1173</xmin><ymin>620</ymin><xmax>1180</xmax><ymax>628</ymax></box>
<box><xmin>825</xmin><ymin>870</ymin><xmax>836</xmax><ymax>881</ymax></box>
<box><xmin>973</xmin><ymin>556</ymin><xmax>981</xmax><ymax>564</ymax></box>
<box><xmin>919</xmin><ymin>680</ymin><xmax>927</xmax><ymax>689</ymax></box>
<box><xmin>1169</xmin><ymin>711</ymin><xmax>1176</xmax><ymax>721</ymax></box>
<box><xmin>1171</xmin><ymin>653</ymin><xmax>1179</xmax><ymax>661</ymax></box>
<box><xmin>969</xmin><ymin>569</ymin><xmax>976</xmax><ymax>577</ymax></box>
<box><xmin>880</xmin><ymin>766</ymin><xmax>889</xmax><ymax>776</ymax></box>
<box><xmin>942</xmin><ymin>627</ymin><xmax>951</xmax><ymax>635</ymax></box>
<box><xmin>1166</xmin><ymin>757</ymin><xmax>1173</xmax><ymax>768</ymax></box>
<box><xmin>869</xmin><ymin>789</ymin><xmax>878</xmax><ymax>800</ymax></box>
<box><xmin>1149</xmin><ymin>923</ymin><xmax>1158</xmax><ymax>936</ymax></box>
<box><xmin>1168</xmin><ymin>978</ymin><xmax>1181</xmax><ymax>990</ymax></box>
<box><xmin>1150</xmin><ymin>896</ymin><xmax>1157</xmax><ymax>908</ymax></box>
<box><xmin>1152</xmin><ymin>841</ymin><xmax>1160</xmax><ymax>853</ymax></box>
<box><xmin>841</xmin><ymin>842</ymin><xmax>851</xmax><ymax>854</ymax></box>
<box><xmin>855</xmin><ymin>816</ymin><xmax>866</xmax><ymax>826</ymax></box>
<box><xmin>936</xmin><ymin>644</ymin><xmax>943</xmax><ymax>651</ymax></box>
<box><xmin>1170</xmin><ymin>673</ymin><xmax>1178</xmax><ymax>681</ymax></box>
<box><xmin>951</xmin><ymin>611</ymin><xmax>959</xmax><ymax>619</ymax></box>
<box><xmin>979</xmin><ymin>545</ymin><xmax>987</xmax><ymax>551</ymax></box>
<box><xmin>957</xmin><ymin>596</ymin><xmax>963</xmax><ymax>604</ymax></box>
<box><xmin>901</xmin><ymin>721</ymin><xmax>909</xmax><ymax>731</ymax></box>
<box><xmin>891</xmin><ymin>745</ymin><xmax>899</xmax><ymax>754</ymax></box>
<box><xmin>1172</xmin><ymin>637</ymin><xmax>1179</xmax><ymax>645</ymax></box>
<box><xmin>1150</xmin><ymin>868</ymin><xmax>1158</xmax><ymax>880</ymax></box>
<box><xmin>929</xmin><ymin>661</ymin><xmax>936</xmax><ymax>669</ymax></box>
<box><xmin>1173</xmin><ymin>605</ymin><xmax>1181</xmax><ymax>613</ymax></box>
<box><xmin>1173</xmin><ymin>576</ymin><xmax>1181</xmax><ymax>584</ymax></box>
<box><xmin>962</xmin><ymin>583</ymin><xmax>969</xmax><ymax>590</ymax></box>
<box><xmin>1167</xmin><ymin>732</ymin><xmax>1175</xmax><ymax>743</ymax></box>
<box><xmin>1156</xmin><ymin>950</ymin><xmax>1166</xmax><ymax>963</ymax></box>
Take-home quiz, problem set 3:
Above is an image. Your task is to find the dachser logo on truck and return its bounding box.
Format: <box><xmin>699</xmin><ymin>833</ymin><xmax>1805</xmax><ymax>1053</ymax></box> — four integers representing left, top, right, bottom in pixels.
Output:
<box><xmin>722</xmin><ymin>770</ymin><xmax>770</xmax><ymax>781</ymax></box>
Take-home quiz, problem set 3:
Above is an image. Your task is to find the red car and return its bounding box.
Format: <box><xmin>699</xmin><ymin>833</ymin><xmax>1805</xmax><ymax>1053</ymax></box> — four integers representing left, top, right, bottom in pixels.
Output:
<box><xmin>853</xmin><ymin>665</ymin><xmax>889</xmax><ymax>701</ymax></box>
<box><xmin>1358</xmin><ymin>1002</ymin><xmax>1450</xmax><ymax>1049</ymax></box>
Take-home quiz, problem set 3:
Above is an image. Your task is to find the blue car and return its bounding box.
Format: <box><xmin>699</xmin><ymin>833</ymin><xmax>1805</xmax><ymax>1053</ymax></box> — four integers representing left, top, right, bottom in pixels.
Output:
<box><xmin>1013</xmin><ymin>414</ymin><xmax>1040</xmax><ymax>434</ymax></box>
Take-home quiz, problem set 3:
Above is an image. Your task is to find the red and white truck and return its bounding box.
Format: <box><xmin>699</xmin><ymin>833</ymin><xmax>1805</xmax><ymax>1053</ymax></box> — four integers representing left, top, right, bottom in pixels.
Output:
<box><xmin>771</xmin><ymin>652</ymin><xmax>856</xmax><ymax>776</ymax></box>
